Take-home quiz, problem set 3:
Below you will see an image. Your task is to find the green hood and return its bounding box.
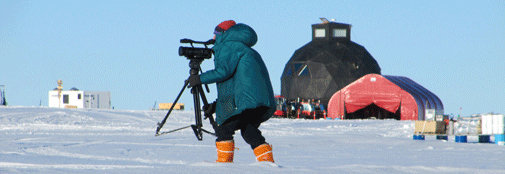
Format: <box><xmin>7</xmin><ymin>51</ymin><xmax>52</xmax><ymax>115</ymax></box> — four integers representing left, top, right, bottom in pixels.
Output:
<box><xmin>214</xmin><ymin>23</ymin><xmax>257</xmax><ymax>48</ymax></box>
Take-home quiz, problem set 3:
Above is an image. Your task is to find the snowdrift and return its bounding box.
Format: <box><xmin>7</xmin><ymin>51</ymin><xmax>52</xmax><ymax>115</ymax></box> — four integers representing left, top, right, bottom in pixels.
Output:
<box><xmin>1</xmin><ymin>106</ymin><xmax>504</xmax><ymax>173</ymax></box>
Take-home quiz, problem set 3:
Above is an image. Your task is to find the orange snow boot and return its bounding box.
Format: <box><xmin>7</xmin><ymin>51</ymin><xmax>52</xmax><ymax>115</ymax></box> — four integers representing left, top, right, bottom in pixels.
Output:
<box><xmin>216</xmin><ymin>140</ymin><xmax>234</xmax><ymax>163</ymax></box>
<box><xmin>253</xmin><ymin>144</ymin><xmax>274</xmax><ymax>163</ymax></box>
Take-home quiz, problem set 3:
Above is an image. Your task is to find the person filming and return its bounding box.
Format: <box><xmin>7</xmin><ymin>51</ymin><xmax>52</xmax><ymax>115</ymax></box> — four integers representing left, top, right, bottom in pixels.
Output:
<box><xmin>186</xmin><ymin>20</ymin><xmax>276</xmax><ymax>163</ymax></box>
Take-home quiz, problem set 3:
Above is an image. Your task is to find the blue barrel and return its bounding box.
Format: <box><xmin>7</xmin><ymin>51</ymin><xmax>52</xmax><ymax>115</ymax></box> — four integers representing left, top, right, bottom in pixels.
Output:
<box><xmin>413</xmin><ymin>135</ymin><xmax>425</xmax><ymax>140</ymax></box>
<box><xmin>478</xmin><ymin>135</ymin><xmax>490</xmax><ymax>143</ymax></box>
<box><xmin>495</xmin><ymin>134</ymin><xmax>505</xmax><ymax>145</ymax></box>
<box><xmin>436</xmin><ymin>135</ymin><xmax>448</xmax><ymax>140</ymax></box>
<box><xmin>455</xmin><ymin>135</ymin><xmax>467</xmax><ymax>143</ymax></box>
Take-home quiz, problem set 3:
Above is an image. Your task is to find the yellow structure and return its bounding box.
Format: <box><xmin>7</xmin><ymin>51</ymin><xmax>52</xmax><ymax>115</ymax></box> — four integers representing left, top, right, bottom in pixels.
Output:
<box><xmin>159</xmin><ymin>103</ymin><xmax>185</xmax><ymax>110</ymax></box>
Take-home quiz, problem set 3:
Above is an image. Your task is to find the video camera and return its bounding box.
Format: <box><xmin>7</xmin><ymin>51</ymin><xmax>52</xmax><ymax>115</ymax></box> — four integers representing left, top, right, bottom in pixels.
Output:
<box><xmin>179</xmin><ymin>38</ymin><xmax>215</xmax><ymax>60</ymax></box>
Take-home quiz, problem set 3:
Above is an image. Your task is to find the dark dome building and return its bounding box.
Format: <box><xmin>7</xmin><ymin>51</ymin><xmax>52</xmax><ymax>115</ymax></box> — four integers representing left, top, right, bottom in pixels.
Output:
<box><xmin>281</xmin><ymin>21</ymin><xmax>381</xmax><ymax>107</ymax></box>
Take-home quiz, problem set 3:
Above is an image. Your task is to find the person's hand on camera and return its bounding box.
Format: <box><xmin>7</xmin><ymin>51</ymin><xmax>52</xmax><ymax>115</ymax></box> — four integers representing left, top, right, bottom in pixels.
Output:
<box><xmin>203</xmin><ymin>101</ymin><xmax>216</xmax><ymax>115</ymax></box>
<box><xmin>186</xmin><ymin>74</ymin><xmax>201</xmax><ymax>88</ymax></box>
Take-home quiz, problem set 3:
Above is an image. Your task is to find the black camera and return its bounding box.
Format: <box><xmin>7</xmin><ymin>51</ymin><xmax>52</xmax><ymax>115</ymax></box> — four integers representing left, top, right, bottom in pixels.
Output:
<box><xmin>179</xmin><ymin>38</ymin><xmax>215</xmax><ymax>59</ymax></box>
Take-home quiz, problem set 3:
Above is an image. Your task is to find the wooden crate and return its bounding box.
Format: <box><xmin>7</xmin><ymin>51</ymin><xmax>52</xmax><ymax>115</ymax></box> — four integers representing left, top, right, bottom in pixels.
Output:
<box><xmin>415</xmin><ymin>121</ymin><xmax>446</xmax><ymax>134</ymax></box>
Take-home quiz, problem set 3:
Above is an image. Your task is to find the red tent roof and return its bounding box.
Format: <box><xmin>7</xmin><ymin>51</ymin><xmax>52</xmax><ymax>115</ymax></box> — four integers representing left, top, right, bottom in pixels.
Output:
<box><xmin>328</xmin><ymin>74</ymin><xmax>443</xmax><ymax>120</ymax></box>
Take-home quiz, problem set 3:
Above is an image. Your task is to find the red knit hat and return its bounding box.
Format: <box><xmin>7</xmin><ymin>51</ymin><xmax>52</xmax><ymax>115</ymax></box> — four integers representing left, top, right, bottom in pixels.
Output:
<box><xmin>214</xmin><ymin>20</ymin><xmax>236</xmax><ymax>35</ymax></box>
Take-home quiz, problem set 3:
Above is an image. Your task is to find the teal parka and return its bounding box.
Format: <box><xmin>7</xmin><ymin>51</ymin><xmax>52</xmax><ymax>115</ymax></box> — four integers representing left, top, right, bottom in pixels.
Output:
<box><xmin>200</xmin><ymin>23</ymin><xmax>276</xmax><ymax>126</ymax></box>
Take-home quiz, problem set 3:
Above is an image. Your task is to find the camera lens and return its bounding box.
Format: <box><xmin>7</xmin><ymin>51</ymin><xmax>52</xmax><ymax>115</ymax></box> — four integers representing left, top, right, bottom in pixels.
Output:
<box><xmin>178</xmin><ymin>47</ymin><xmax>185</xmax><ymax>56</ymax></box>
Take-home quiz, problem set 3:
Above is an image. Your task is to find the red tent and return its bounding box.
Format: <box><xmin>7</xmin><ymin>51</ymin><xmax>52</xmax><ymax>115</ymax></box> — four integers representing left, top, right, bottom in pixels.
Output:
<box><xmin>327</xmin><ymin>74</ymin><xmax>443</xmax><ymax>120</ymax></box>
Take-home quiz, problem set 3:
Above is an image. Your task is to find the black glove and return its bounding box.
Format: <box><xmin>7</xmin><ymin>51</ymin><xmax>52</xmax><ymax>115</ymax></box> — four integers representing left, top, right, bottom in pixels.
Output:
<box><xmin>186</xmin><ymin>74</ymin><xmax>201</xmax><ymax>88</ymax></box>
<box><xmin>203</xmin><ymin>101</ymin><xmax>216</xmax><ymax>115</ymax></box>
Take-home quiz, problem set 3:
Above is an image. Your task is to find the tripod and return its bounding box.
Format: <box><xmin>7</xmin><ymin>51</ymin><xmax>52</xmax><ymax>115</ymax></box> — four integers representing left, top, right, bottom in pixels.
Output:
<box><xmin>155</xmin><ymin>59</ymin><xmax>217</xmax><ymax>140</ymax></box>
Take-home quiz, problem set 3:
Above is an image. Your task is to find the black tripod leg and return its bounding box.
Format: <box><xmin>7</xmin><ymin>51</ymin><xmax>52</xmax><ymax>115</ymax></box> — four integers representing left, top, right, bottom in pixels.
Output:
<box><xmin>197</xmin><ymin>86</ymin><xmax>217</xmax><ymax>131</ymax></box>
<box><xmin>192</xmin><ymin>85</ymin><xmax>203</xmax><ymax>140</ymax></box>
<box><xmin>156</xmin><ymin>80</ymin><xmax>189</xmax><ymax>135</ymax></box>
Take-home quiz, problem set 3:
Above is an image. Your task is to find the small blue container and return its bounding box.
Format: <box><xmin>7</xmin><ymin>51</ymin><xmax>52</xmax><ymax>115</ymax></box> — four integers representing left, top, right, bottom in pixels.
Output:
<box><xmin>478</xmin><ymin>135</ymin><xmax>490</xmax><ymax>143</ymax></box>
<box><xmin>495</xmin><ymin>134</ymin><xmax>505</xmax><ymax>145</ymax></box>
<box><xmin>413</xmin><ymin>135</ymin><xmax>425</xmax><ymax>140</ymax></box>
<box><xmin>436</xmin><ymin>135</ymin><xmax>448</xmax><ymax>140</ymax></box>
<box><xmin>455</xmin><ymin>135</ymin><xmax>467</xmax><ymax>143</ymax></box>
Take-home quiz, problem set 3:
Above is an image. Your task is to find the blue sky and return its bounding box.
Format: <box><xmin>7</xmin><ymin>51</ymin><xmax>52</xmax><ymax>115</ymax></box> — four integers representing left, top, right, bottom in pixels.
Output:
<box><xmin>1</xmin><ymin>0</ymin><xmax>504</xmax><ymax>116</ymax></box>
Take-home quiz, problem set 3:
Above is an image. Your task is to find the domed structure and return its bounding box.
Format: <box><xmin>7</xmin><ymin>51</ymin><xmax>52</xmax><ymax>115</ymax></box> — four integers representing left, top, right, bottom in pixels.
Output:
<box><xmin>281</xmin><ymin>21</ymin><xmax>381</xmax><ymax>107</ymax></box>
<box><xmin>327</xmin><ymin>74</ymin><xmax>444</xmax><ymax>120</ymax></box>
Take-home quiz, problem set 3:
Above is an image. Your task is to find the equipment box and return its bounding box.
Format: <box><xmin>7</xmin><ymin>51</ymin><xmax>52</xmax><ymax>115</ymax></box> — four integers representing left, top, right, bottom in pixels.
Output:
<box><xmin>415</xmin><ymin>121</ymin><xmax>446</xmax><ymax>134</ymax></box>
<box><xmin>159</xmin><ymin>103</ymin><xmax>185</xmax><ymax>110</ymax></box>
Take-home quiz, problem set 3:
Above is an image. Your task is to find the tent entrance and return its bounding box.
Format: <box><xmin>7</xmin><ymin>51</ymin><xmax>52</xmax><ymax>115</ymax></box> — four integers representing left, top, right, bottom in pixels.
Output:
<box><xmin>345</xmin><ymin>104</ymin><xmax>400</xmax><ymax>120</ymax></box>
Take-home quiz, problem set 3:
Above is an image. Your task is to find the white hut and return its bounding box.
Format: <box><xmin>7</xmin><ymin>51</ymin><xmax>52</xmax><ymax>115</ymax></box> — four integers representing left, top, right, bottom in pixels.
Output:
<box><xmin>48</xmin><ymin>80</ymin><xmax>110</xmax><ymax>109</ymax></box>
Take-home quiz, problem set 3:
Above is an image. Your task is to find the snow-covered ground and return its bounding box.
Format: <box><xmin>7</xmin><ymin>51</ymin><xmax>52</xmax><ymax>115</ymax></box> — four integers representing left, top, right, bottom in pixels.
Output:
<box><xmin>1</xmin><ymin>106</ymin><xmax>504</xmax><ymax>174</ymax></box>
